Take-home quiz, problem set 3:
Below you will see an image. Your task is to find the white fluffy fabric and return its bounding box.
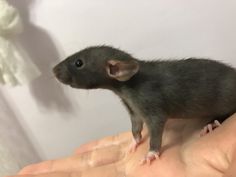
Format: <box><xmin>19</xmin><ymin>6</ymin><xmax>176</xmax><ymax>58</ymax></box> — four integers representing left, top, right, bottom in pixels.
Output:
<box><xmin>0</xmin><ymin>0</ymin><xmax>40</xmax><ymax>86</ymax></box>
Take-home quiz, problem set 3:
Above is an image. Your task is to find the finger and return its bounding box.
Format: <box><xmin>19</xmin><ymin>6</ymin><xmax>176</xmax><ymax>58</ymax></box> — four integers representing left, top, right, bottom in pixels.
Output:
<box><xmin>19</xmin><ymin>145</ymin><xmax>125</xmax><ymax>175</ymax></box>
<box><xmin>11</xmin><ymin>164</ymin><xmax>125</xmax><ymax>177</ymax></box>
<box><xmin>18</xmin><ymin>161</ymin><xmax>54</xmax><ymax>175</ymax></box>
<box><xmin>8</xmin><ymin>172</ymin><xmax>80</xmax><ymax>177</ymax></box>
<box><xmin>75</xmin><ymin>132</ymin><xmax>132</xmax><ymax>154</ymax></box>
<box><xmin>75</xmin><ymin>164</ymin><xmax>126</xmax><ymax>177</ymax></box>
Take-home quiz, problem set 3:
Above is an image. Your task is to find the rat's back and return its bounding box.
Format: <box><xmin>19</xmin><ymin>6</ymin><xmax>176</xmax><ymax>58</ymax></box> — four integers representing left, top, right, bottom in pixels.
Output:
<box><xmin>126</xmin><ymin>58</ymin><xmax>236</xmax><ymax>120</ymax></box>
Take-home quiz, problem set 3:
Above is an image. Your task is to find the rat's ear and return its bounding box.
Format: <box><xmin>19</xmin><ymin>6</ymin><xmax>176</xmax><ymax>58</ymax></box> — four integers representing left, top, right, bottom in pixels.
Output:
<box><xmin>106</xmin><ymin>59</ymin><xmax>139</xmax><ymax>81</ymax></box>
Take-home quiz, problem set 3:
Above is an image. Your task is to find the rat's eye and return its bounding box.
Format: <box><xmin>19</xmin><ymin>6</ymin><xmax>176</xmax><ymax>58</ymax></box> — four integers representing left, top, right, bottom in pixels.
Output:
<box><xmin>75</xmin><ymin>59</ymin><xmax>83</xmax><ymax>68</ymax></box>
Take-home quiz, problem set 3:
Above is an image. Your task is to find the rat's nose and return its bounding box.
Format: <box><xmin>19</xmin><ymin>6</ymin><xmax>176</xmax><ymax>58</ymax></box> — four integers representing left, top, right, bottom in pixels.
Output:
<box><xmin>53</xmin><ymin>64</ymin><xmax>72</xmax><ymax>85</ymax></box>
<box><xmin>53</xmin><ymin>64</ymin><xmax>62</xmax><ymax>77</ymax></box>
<box><xmin>53</xmin><ymin>64</ymin><xmax>61</xmax><ymax>75</ymax></box>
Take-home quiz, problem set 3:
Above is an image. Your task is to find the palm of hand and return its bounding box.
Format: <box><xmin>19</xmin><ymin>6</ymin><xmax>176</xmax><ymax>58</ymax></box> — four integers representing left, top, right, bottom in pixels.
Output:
<box><xmin>14</xmin><ymin>115</ymin><xmax>236</xmax><ymax>177</ymax></box>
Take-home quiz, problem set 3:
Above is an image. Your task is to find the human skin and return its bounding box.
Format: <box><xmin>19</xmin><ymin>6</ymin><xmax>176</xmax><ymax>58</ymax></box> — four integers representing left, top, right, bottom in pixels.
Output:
<box><xmin>7</xmin><ymin>114</ymin><xmax>236</xmax><ymax>177</ymax></box>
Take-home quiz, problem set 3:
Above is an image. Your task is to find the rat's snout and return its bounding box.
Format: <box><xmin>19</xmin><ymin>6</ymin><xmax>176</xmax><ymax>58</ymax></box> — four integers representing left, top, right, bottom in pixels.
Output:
<box><xmin>53</xmin><ymin>64</ymin><xmax>73</xmax><ymax>85</ymax></box>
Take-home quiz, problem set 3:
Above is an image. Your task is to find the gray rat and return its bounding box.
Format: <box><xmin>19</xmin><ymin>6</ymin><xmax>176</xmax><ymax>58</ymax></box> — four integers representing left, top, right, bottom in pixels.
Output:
<box><xmin>53</xmin><ymin>46</ymin><xmax>236</xmax><ymax>164</ymax></box>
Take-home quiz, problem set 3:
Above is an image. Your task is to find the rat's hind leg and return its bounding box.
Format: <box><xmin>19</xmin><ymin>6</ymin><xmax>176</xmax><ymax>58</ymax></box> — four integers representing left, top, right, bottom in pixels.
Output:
<box><xmin>200</xmin><ymin>114</ymin><xmax>230</xmax><ymax>136</ymax></box>
<box><xmin>200</xmin><ymin>120</ymin><xmax>221</xmax><ymax>136</ymax></box>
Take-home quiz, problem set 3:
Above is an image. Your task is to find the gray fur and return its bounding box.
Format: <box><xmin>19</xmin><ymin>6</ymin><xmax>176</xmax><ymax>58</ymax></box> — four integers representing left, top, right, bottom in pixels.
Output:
<box><xmin>53</xmin><ymin>46</ymin><xmax>236</xmax><ymax>153</ymax></box>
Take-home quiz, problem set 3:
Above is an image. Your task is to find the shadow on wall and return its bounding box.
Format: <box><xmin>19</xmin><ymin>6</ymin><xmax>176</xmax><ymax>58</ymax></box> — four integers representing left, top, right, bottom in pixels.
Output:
<box><xmin>0</xmin><ymin>92</ymin><xmax>41</xmax><ymax>169</ymax></box>
<box><xmin>8</xmin><ymin>0</ymin><xmax>75</xmax><ymax>113</ymax></box>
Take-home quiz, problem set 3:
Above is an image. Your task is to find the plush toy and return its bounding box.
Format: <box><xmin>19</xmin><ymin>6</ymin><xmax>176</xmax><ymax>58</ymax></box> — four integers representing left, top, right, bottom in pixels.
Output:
<box><xmin>0</xmin><ymin>0</ymin><xmax>40</xmax><ymax>86</ymax></box>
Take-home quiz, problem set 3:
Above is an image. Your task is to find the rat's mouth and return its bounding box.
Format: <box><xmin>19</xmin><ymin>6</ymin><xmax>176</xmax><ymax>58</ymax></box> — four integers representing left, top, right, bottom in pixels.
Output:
<box><xmin>70</xmin><ymin>83</ymin><xmax>79</xmax><ymax>88</ymax></box>
<box><xmin>54</xmin><ymin>74</ymin><xmax>72</xmax><ymax>85</ymax></box>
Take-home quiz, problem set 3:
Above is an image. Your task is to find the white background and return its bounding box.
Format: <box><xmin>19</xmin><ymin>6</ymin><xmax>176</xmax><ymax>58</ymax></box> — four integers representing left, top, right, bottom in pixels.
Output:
<box><xmin>3</xmin><ymin>0</ymin><xmax>236</xmax><ymax>159</ymax></box>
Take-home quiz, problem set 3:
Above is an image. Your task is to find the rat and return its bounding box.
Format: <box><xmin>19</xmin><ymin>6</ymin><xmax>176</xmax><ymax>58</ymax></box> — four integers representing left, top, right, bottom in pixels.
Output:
<box><xmin>53</xmin><ymin>45</ymin><xmax>236</xmax><ymax>164</ymax></box>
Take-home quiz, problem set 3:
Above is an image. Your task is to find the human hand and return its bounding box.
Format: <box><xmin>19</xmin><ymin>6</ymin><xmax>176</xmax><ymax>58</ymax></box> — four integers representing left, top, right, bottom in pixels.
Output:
<box><xmin>8</xmin><ymin>114</ymin><xmax>236</xmax><ymax>177</ymax></box>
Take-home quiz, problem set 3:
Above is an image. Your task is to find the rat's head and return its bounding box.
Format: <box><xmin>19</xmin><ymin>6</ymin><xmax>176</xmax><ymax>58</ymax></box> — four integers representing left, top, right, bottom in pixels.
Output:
<box><xmin>53</xmin><ymin>46</ymin><xmax>139</xmax><ymax>89</ymax></box>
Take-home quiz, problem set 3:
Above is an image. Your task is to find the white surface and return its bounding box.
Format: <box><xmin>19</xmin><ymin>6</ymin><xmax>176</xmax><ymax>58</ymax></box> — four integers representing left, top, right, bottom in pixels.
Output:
<box><xmin>0</xmin><ymin>92</ymin><xmax>41</xmax><ymax>175</ymax></box>
<box><xmin>0</xmin><ymin>139</ymin><xmax>19</xmax><ymax>176</ymax></box>
<box><xmin>3</xmin><ymin>0</ymin><xmax>236</xmax><ymax>159</ymax></box>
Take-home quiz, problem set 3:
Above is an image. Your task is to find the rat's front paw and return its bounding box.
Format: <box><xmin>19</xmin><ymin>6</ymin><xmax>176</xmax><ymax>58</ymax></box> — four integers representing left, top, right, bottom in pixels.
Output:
<box><xmin>140</xmin><ymin>151</ymin><xmax>160</xmax><ymax>165</ymax></box>
<box><xmin>200</xmin><ymin>120</ymin><xmax>221</xmax><ymax>136</ymax></box>
<box><xmin>128</xmin><ymin>137</ymin><xmax>142</xmax><ymax>153</ymax></box>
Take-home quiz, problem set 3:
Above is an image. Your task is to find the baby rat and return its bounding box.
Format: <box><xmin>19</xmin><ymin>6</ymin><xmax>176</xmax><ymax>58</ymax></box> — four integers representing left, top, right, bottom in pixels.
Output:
<box><xmin>53</xmin><ymin>46</ymin><xmax>236</xmax><ymax>164</ymax></box>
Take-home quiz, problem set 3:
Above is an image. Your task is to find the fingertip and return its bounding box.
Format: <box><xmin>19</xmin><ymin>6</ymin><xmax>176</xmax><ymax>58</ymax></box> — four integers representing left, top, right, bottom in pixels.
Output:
<box><xmin>18</xmin><ymin>161</ymin><xmax>53</xmax><ymax>175</ymax></box>
<box><xmin>18</xmin><ymin>165</ymin><xmax>33</xmax><ymax>175</ymax></box>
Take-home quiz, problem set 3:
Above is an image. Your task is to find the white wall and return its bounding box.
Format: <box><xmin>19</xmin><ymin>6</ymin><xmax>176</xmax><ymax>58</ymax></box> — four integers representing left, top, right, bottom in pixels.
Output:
<box><xmin>4</xmin><ymin>0</ymin><xmax>236</xmax><ymax>160</ymax></box>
